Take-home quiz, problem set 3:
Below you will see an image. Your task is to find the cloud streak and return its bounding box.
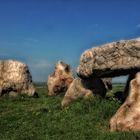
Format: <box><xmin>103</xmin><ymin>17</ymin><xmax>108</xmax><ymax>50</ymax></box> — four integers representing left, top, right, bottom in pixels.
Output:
<box><xmin>136</xmin><ymin>24</ymin><xmax>140</xmax><ymax>28</ymax></box>
<box><xmin>0</xmin><ymin>52</ymin><xmax>9</xmax><ymax>56</ymax></box>
<box><xmin>29</xmin><ymin>60</ymin><xmax>51</xmax><ymax>69</ymax></box>
<box><xmin>0</xmin><ymin>41</ymin><xmax>17</xmax><ymax>47</ymax></box>
<box><xmin>27</xmin><ymin>59</ymin><xmax>53</xmax><ymax>82</ymax></box>
<box><xmin>24</xmin><ymin>38</ymin><xmax>39</xmax><ymax>43</ymax></box>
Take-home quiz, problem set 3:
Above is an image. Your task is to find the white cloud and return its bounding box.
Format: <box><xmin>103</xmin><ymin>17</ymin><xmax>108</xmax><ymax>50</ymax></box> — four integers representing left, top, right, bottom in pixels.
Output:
<box><xmin>24</xmin><ymin>38</ymin><xmax>39</xmax><ymax>43</ymax></box>
<box><xmin>0</xmin><ymin>41</ymin><xmax>17</xmax><ymax>47</ymax></box>
<box><xmin>0</xmin><ymin>52</ymin><xmax>9</xmax><ymax>56</ymax></box>
<box><xmin>136</xmin><ymin>24</ymin><xmax>140</xmax><ymax>28</ymax></box>
<box><xmin>0</xmin><ymin>51</ymin><xmax>19</xmax><ymax>59</ymax></box>
<box><xmin>93</xmin><ymin>24</ymin><xmax>99</xmax><ymax>27</ymax></box>
<box><xmin>27</xmin><ymin>59</ymin><xmax>53</xmax><ymax>82</ymax></box>
<box><xmin>22</xmin><ymin>38</ymin><xmax>40</xmax><ymax>47</ymax></box>
<box><xmin>29</xmin><ymin>60</ymin><xmax>51</xmax><ymax>69</ymax></box>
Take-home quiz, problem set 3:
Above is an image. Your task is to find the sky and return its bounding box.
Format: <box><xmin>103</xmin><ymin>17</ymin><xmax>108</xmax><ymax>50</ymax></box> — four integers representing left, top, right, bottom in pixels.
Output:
<box><xmin>0</xmin><ymin>0</ymin><xmax>140</xmax><ymax>82</ymax></box>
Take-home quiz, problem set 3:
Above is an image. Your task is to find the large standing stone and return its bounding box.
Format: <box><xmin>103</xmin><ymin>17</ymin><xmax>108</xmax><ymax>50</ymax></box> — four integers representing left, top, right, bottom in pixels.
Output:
<box><xmin>0</xmin><ymin>60</ymin><xmax>35</xmax><ymax>96</ymax></box>
<box><xmin>61</xmin><ymin>78</ymin><xmax>93</xmax><ymax>108</ymax></box>
<box><xmin>77</xmin><ymin>38</ymin><xmax>140</xmax><ymax>78</ymax></box>
<box><xmin>110</xmin><ymin>72</ymin><xmax>140</xmax><ymax>131</ymax></box>
<box><xmin>47</xmin><ymin>61</ymin><xmax>73</xmax><ymax>96</ymax></box>
<box><xmin>61</xmin><ymin>77</ymin><xmax>112</xmax><ymax>107</ymax></box>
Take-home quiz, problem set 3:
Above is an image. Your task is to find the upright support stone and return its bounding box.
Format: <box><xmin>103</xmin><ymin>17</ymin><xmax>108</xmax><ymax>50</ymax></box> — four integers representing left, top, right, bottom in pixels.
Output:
<box><xmin>123</xmin><ymin>70</ymin><xmax>138</xmax><ymax>101</ymax></box>
<box><xmin>61</xmin><ymin>78</ymin><xmax>93</xmax><ymax>108</ymax></box>
<box><xmin>110</xmin><ymin>72</ymin><xmax>140</xmax><ymax>131</ymax></box>
<box><xmin>61</xmin><ymin>77</ymin><xmax>112</xmax><ymax>107</ymax></box>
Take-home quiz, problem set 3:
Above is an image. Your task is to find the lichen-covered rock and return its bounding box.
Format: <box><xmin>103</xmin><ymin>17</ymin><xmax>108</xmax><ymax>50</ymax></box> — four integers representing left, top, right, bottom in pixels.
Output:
<box><xmin>77</xmin><ymin>38</ymin><xmax>140</xmax><ymax>78</ymax></box>
<box><xmin>61</xmin><ymin>78</ymin><xmax>93</xmax><ymax>108</ymax></box>
<box><xmin>110</xmin><ymin>72</ymin><xmax>140</xmax><ymax>131</ymax></box>
<box><xmin>61</xmin><ymin>77</ymin><xmax>112</xmax><ymax>107</ymax></box>
<box><xmin>76</xmin><ymin>37</ymin><xmax>140</xmax><ymax>132</ymax></box>
<box><xmin>0</xmin><ymin>60</ymin><xmax>35</xmax><ymax>96</ymax></box>
<box><xmin>47</xmin><ymin>61</ymin><xmax>73</xmax><ymax>96</ymax></box>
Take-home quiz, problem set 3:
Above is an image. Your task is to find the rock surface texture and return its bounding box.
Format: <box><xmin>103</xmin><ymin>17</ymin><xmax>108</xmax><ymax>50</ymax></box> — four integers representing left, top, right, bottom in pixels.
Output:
<box><xmin>77</xmin><ymin>38</ymin><xmax>140</xmax><ymax>78</ymax></box>
<box><xmin>110</xmin><ymin>72</ymin><xmax>140</xmax><ymax>131</ymax></box>
<box><xmin>0</xmin><ymin>60</ymin><xmax>35</xmax><ymax>96</ymax></box>
<box><xmin>77</xmin><ymin>37</ymin><xmax>140</xmax><ymax>131</ymax></box>
<box><xmin>61</xmin><ymin>78</ymin><xmax>93</xmax><ymax>107</ymax></box>
<box><xmin>47</xmin><ymin>61</ymin><xmax>73</xmax><ymax>96</ymax></box>
<box><xmin>61</xmin><ymin>77</ymin><xmax>112</xmax><ymax>107</ymax></box>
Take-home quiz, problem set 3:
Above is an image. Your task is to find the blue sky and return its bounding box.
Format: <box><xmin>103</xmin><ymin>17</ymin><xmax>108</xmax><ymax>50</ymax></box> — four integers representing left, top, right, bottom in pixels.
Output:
<box><xmin>0</xmin><ymin>0</ymin><xmax>140</xmax><ymax>82</ymax></box>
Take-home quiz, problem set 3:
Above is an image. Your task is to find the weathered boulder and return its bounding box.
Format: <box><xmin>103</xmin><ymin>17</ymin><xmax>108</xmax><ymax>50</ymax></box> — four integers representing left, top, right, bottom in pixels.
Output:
<box><xmin>0</xmin><ymin>60</ymin><xmax>35</xmax><ymax>96</ymax></box>
<box><xmin>77</xmin><ymin>38</ymin><xmax>140</xmax><ymax>78</ymax></box>
<box><xmin>61</xmin><ymin>78</ymin><xmax>93</xmax><ymax>107</ymax></box>
<box><xmin>47</xmin><ymin>61</ymin><xmax>73</xmax><ymax>96</ymax></box>
<box><xmin>61</xmin><ymin>77</ymin><xmax>112</xmax><ymax>107</ymax></box>
<box><xmin>110</xmin><ymin>72</ymin><xmax>140</xmax><ymax>131</ymax></box>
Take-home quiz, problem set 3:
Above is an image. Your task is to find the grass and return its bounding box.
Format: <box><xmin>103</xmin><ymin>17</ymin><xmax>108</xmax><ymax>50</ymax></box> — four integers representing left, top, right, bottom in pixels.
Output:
<box><xmin>0</xmin><ymin>84</ymin><xmax>140</xmax><ymax>140</ymax></box>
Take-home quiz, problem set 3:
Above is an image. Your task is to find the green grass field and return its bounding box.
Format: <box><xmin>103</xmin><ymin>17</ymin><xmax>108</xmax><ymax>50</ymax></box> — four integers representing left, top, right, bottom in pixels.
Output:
<box><xmin>0</xmin><ymin>84</ymin><xmax>140</xmax><ymax>140</ymax></box>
